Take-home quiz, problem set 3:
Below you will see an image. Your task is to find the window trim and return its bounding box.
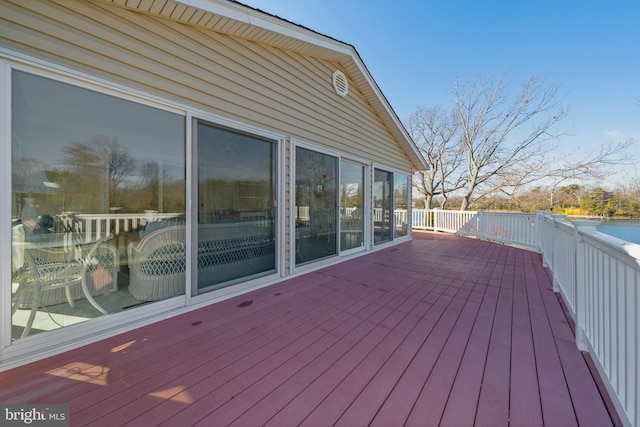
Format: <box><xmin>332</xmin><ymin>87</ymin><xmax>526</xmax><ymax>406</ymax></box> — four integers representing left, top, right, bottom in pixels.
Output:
<box><xmin>8</xmin><ymin>65</ymin><xmax>190</xmax><ymax>339</ymax></box>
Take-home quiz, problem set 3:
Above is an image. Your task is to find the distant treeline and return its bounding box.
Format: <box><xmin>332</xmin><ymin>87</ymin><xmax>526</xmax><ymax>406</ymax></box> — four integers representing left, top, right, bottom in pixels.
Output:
<box><xmin>415</xmin><ymin>184</ymin><xmax>640</xmax><ymax>219</ymax></box>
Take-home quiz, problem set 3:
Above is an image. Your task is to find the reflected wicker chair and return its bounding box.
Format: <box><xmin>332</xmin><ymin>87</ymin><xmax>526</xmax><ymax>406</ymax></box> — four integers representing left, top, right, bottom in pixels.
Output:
<box><xmin>12</xmin><ymin>234</ymin><xmax>119</xmax><ymax>338</ymax></box>
<box><xmin>127</xmin><ymin>222</ymin><xmax>276</xmax><ymax>301</ymax></box>
<box><xmin>127</xmin><ymin>225</ymin><xmax>187</xmax><ymax>301</ymax></box>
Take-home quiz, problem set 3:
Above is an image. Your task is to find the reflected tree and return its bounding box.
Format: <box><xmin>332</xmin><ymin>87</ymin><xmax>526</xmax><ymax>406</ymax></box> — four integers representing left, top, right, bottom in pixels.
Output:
<box><xmin>59</xmin><ymin>136</ymin><xmax>135</xmax><ymax>213</ymax></box>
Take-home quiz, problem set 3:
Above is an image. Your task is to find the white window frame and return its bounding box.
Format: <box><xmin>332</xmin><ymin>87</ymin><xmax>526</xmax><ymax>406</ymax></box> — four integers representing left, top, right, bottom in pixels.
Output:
<box><xmin>1</xmin><ymin>58</ymin><xmax>189</xmax><ymax>361</ymax></box>
<box><xmin>188</xmin><ymin>113</ymin><xmax>284</xmax><ymax>306</ymax></box>
<box><xmin>371</xmin><ymin>164</ymin><xmax>413</xmax><ymax>250</ymax></box>
<box><xmin>339</xmin><ymin>158</ymin><xmax>370</xmax><ymax>257</ymax></box>
<box><xmin>0</xmin><ymin>60</ymin><xmax>12</xmax><ymax>350</ymax></box>
<box><xmin>290</xmin><ymin>141</ymin><xmax>377</xmax><ymax>273</ymax></box>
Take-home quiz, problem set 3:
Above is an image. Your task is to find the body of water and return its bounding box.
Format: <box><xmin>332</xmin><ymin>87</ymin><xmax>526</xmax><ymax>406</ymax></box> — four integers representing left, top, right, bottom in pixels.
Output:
<box><xmin>597</xmin><ymin>220</ymin><xmax>640</xmax><ymax>245</ymax></box>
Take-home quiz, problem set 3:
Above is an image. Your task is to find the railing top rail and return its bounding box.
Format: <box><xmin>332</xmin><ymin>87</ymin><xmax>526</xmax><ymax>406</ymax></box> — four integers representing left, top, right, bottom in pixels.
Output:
<box><xmin>578</xmin><ymin>228</ymin><xmax>640</xmax><ymax>265</ymax></box>
<box><xmin>482</xmin><ymin>210</ymin><xmax>535</xmax><ymax>217</ymax></box>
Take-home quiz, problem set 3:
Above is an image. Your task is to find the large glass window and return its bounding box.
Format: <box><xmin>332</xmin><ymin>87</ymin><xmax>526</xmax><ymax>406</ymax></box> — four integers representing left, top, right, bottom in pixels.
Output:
<box><xmin>394</xmin><ymin>174</ymin><xmax>409</xmax><ymax>238</ymax></box>
<box><xmin>374</xmin><ymin>169</ymin><xmax>393</xmax><ymax>244</ymax></box>
<box><xmin>11</xmin><ymin>71</ymin><xmax>185</xmax><ymax>339</ymax></box>
<box><xmin>295</xmin><ymin>147</ymin><xmax>338</xmax><ymax>265</ymax></box>
<box><xmin>340</xmin><ymin>161</ymin><xmax>365</xmax><ymax>251</ymax></box>
<box><xmin>196</xmin><ymin>122</ymin><xmax>277</xmax><ymax>293</ymax></box>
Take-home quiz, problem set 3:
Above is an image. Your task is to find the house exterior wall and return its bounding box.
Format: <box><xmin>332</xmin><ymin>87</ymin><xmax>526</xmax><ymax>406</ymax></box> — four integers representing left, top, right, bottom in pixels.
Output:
<box><xmin>1</xmin><ymin>0</ymin><xmax>417</xmax><ymax>369</ymax></box>
<box><xmin>0</xmin><ymin>0</ymin><xmax>411</xmax><ymax>170</ymax></box>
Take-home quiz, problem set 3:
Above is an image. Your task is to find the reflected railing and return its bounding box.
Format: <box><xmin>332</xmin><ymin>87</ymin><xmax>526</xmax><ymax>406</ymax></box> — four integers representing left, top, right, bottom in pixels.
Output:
<box><xmin>57</xmin><ymin>211</ymin><xmax>183</xmax><ymax>259</ymax></box>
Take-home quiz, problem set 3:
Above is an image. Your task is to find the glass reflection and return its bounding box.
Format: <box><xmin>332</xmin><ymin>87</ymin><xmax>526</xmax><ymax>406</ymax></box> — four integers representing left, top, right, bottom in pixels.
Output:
<box><xmin>340</xmin><ymin>161</ymin><xmax>364</xmax><ymax>251</ymax></box>
<box><xmin>11</xmin><ymin>70</ymin><xmax>185</xmax><ymax>339</ymax></box>
<box><xmin>295</xmin><ymin>147</ymin><xmax>338</xmax><ymax>264</ymax></box>
<box><xmin>394</xmin><ymin>174</ymin><xmax>408</xmax><ymax>237</ymax></box>
<box><xmin>374</xmin><ymin>169</ymin><xmax>392</xmax><ymax>244</ymax></box>
<box><xmin>196</xmin><ymin>122</ymin><xmax>276</xmax><ymax>292</ymax></box>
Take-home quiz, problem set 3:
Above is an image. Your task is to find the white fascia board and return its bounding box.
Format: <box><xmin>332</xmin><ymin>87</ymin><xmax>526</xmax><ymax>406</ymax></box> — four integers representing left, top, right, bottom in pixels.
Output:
<box><xmin>176</xmin><ymin>0</ymin><xmax>353</xmax><ymax>56</ymax></box>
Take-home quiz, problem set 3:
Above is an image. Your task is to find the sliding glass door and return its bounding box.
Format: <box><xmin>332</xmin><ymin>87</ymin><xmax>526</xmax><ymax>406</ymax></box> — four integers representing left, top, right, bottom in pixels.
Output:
<box><xmin>394</xmin><ymin>174</ymin><xmax>409</xmax><ymax>238</ymax></box>
<box><xmin>10</xmin><ymin>70</ymin><xmax>186</xmax><ymax>339</ymax></box>
<box><xmin>196</xmin><ymin>122</ymin><xmax>277</xmax><ymax>292</ymax></box>
<box><xmin>374</xmin><ymin>169</ymin><xmax>393</xmax><ymax>244</ymax></box>
<box><xmin>295</xmin><ymin>147</ymin><xmax>338</xmax><ymax>265</ymax></box>
<box><xmin>340</xmin><ymin>161</ymin><xmax>365</xmax><ymax>251</ymax></box>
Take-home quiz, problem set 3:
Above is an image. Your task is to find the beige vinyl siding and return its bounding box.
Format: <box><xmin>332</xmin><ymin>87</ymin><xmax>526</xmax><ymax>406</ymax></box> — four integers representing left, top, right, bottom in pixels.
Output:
<box><xmin>0</xmin><ymin>0</ymin><xmax>412</xmax><ymax>172</ymax></box>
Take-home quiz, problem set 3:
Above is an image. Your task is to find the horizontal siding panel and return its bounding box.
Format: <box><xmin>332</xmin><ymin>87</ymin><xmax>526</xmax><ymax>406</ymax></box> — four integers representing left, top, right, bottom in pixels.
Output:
<box><xmin>249</xmin><ymin>44</ymin><xmax>406</xmax><ymax>164</ymax></box>
<box><xmin>189</xmin><ymin>8</ymin><xmax>404</xmax><ymax>164</ymax></box>
<box><xmin>236</xmin><ymin>40</ymin><xmax>404</xmax><ymax>163</ymax></box>
<box><xmin>1</xmin><ymin>0</ymin><xmax>412</xmax><ymax>171</ymax></box>
<box><xmin>127</xmin><ymin>3</ymin><xmax>406</xmax><ymax>165</ymax></box>
<box><xmin>0</xmin><ymin>5</ymin><xmax>308</xmax><ymax>129</ymax></box>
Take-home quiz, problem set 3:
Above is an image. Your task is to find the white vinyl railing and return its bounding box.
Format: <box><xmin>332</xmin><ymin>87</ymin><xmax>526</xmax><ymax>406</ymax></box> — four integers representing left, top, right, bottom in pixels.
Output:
<box><xmin>413</xmin><ymin>209</ymin><xmax>639</xmax><ymax>427</ymax></box>
<box><xmin>413</xmin><ymin>209</ymin><xmax>538</xmax><ymax>250</ymax></box>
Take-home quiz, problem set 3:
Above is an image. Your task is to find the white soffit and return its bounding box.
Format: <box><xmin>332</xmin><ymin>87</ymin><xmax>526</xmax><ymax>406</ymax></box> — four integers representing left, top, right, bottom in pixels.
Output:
<box><xmin>106</xmin><ymin>0</ymin><xmax>352</xmax><ymax>61</ymax></box>
<box><xmin>101</xmin><ymin>0</ymin><xmax>427</xmax><ymax>171</ymax></box>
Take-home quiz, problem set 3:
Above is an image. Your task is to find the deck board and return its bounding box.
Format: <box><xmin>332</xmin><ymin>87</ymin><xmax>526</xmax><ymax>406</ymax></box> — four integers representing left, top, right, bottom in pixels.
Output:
<box><xmin>404</xmin><ymin>283</ymin><xmax>483</xmax><ymax>426</ymax></box>
<box><xmin>439</xmin><ymin>279</ymin><xmax>498</xmax><ymax>426</ymax></box>
<box><xmin>509</xmin><ymin>249</ymin><xmax>544</xmax><ymax>427</ymax></box>
<box><xmin>0</xmin><ymin>232</ymin><xmax>617</xmax><ymax>426</ymax></box>
<box><xmin>474</xmin><ymin>258</ymin><xmax>513</xmax><ymax>427</ymax></box>
<box><xmin>249</xmin><ymin>278</ymin><xmax>430</xmax><ymax>427</ymax></box>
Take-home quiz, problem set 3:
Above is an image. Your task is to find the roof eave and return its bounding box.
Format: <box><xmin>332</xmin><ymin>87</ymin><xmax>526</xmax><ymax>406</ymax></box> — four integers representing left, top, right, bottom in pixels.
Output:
<box><xmin>102</xmin><ymin>0</ymin><xmax>428</xmax><ymax>171</ymax></box>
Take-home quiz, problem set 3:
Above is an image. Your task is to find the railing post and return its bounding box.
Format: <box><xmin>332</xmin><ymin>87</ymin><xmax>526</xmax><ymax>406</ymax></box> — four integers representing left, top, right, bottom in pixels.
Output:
<box><xmin>573</xmin><ymin>220</ymin><xmax>601</xmax><ymax>352</ymax></box>
<box><xmin>478</xmin><ymin>210</ymin><xmax>486</xmax><ymax>241</ymax></box>
<box><xmin>551</xmin><ymin>215</ymin><xmax>567</xmax><ymax>292</ymax></box>
<box><xmin>535</xmin><ymin>211</ymin><xmax>545</xmax><ymax>252</ymax></box>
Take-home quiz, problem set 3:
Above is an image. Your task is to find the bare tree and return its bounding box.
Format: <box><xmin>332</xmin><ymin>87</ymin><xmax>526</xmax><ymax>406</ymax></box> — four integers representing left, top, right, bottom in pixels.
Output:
<box><xmin>455</xmin><ymin>70</ymin><xmax>569</xmax><ymax>210</ymax></box>
<box><xmin>406</xmin><ymin>106</ymin><xmax>464</xmax><ymax>208</ymax></box>
<box><xmin>545</xmin><ymin>138</ymin><xmax>636</xmax><ymax>207</ymax></box>
<box><xmin>491</xmin><ymin>155</ymin><xmax>547</xmax><ymax>210</ymax></box>
<box><xmin>59</xmin><ymin>136</ymin><xmax>135</xmax><ymax>212</ymax></box>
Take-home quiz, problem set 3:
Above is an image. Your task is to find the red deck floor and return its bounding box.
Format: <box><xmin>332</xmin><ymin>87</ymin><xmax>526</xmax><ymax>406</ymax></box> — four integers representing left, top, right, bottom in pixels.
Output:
<box><xmin>0</xmin><ymin>231</ymin><xmax>618</xmax><ymax>426</ymax></box>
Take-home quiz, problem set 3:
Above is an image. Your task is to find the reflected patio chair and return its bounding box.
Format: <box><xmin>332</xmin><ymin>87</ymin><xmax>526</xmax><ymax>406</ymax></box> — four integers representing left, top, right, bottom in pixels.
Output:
<box><xmin>12</xmin><ymin>234</ymin><xmax>116</xmax><ymax>338</ymax></box>
<box><xmin>295</xmin><ymin>227</ymin><xmax>312</xmax><ymax>262</ymax></box>
<box><xmin>313</xmin><ymin>209</ymin><xmax>335</xmax><ymax>242</ymax></box>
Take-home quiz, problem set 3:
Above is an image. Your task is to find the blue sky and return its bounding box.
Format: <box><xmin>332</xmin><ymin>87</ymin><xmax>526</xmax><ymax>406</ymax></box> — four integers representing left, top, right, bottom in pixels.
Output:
<box><xmin>240</xmin><ymin>0</ymin><xmax>639</xmax><ymax>162</ymax></box>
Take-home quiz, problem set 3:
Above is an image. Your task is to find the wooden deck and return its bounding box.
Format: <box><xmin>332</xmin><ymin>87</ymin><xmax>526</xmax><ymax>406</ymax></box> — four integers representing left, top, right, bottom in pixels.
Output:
<box><xmin>0</xmin><ymin>231</ymin><xmax>619</xmax><ymax>426</ymax></box>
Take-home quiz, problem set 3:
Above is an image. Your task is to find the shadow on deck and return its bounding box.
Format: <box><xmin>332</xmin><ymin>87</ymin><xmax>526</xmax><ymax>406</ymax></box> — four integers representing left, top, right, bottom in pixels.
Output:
<box><xmin>0</xmin><ymin>231</ymin><xmax>620</xmax><ymax>426</ymax></box>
